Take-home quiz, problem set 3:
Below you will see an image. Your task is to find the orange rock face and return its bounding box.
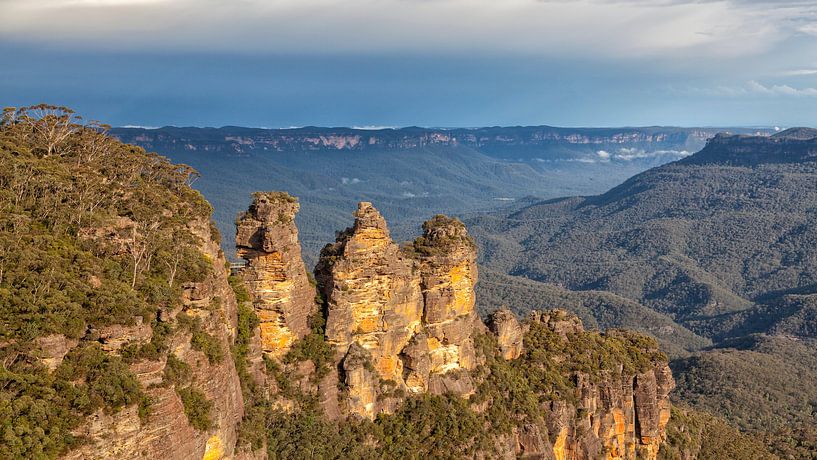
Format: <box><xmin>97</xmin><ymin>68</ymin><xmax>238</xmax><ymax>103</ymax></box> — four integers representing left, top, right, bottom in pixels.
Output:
<box><xmin>235</xmin><ymin>192</ymin><xmax>317</xmax><ymax>358</ymax></box>
<box><xmin>234</xmin><ymin>195</ymin><xmax>675</xmax><ymax>459</ymax></box>
<box><xmin>314</xmin><ymin>204</ymin><xmax>481</xmax><ymax>417</ymax></box>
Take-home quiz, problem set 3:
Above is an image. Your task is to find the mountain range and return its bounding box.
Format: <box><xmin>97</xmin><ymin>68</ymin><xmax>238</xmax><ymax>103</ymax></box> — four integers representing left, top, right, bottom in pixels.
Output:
<box><xmin>112</xmin><ymin>125</ymin><xmax>770</xmax><ymax>263</ymax></box>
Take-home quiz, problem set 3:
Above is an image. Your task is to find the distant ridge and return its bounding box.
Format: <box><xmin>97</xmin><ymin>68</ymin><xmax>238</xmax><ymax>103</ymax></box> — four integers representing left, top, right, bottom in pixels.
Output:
<box><xmin>771</xmin><ymin>127</ymin><xmax>817</xmax><ymax>140</ymax></box>
<box><xmin>680</xmin><ymin>128</ymin><xmax>817</xmax><ymax>166</ymax></box>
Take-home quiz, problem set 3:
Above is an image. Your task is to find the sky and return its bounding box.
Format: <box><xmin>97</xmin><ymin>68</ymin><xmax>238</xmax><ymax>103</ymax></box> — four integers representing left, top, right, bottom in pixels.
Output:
<box><xmin>2</xmin><ymin>0</ymin><xmax>817</xmax><ymax>128</ymax></box>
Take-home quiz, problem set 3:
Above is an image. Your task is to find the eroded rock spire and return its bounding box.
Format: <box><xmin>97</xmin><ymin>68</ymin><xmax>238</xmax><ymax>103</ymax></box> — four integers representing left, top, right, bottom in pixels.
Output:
<box><xmin>235</xmin><ymin>192</ymin><xmax>317</xmax><ymax>357</ymax></box>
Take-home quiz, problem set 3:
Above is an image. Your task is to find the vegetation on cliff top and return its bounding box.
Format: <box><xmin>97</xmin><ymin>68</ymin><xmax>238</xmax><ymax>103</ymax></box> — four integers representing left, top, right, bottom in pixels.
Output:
<box><xmin>0</xmin><ymin>105</ymin><xmax>218</xmax><ymax>458</ymax></box>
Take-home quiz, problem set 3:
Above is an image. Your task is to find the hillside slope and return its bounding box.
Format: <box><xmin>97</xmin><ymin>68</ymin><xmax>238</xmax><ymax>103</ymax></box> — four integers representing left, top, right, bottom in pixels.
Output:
<box><xmin>0</xmin><ymin>105</ymin><xmax>243</xmax><ymax>459</ymax></box>
<box><xmin>469</xmin><ymin>130</ymin><xmax>817</xmax><ymax>453</ymax></box>
<box><xmin>470</xmin><ymin>132</ymin><xmax>817</xmax><ymax>339</ymax></box>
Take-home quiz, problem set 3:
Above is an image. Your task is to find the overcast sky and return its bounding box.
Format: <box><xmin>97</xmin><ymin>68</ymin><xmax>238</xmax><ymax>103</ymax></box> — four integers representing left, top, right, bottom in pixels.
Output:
<box><xmin>2</xmin><ymin>0</ymin><xmax>817</xmax><ymax>127</ymax></box>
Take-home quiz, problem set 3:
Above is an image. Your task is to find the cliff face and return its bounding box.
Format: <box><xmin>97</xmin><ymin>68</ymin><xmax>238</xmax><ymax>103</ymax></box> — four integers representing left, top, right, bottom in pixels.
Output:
<box><xmin>235</xmin><ymin>192</ymin><xmax>318</xmax><ymax>358</ymax></box>
<box><xmin>112</xmin><ymin>126</ymin><xmax>769</xmax><ymax>156</ymax></box>
<box><xmin>237</xmin><ymin>195</ymin><xmax>674</xmax><ymax>459</ymax></box>
<box><xmin>62</xmin><ymin>219</ymin><xmax>244</xmax><ymax>460</ymax></box>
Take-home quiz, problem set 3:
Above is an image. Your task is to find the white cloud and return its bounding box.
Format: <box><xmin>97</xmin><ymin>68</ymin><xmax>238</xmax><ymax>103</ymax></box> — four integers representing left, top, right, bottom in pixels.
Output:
<box><xmin>612</xmin><ymin>148</ymin><xmax>691</xmax><ymax>161</ymax></box>
<box><xmin>352</xmin><ymin>125</ymin><xmax>396</xmax><ymax>130</ymax></box>
<box><xmin>683</xmin><ymin>80</ymin><xmax>817</xmax><ymax>98</ymax></box>
<box><xmin>780</xmin><ymin>69</ymin><xmax>817</xmax><ymax>77</ymax></box>
<box><xmin>747</xmin><ymin>80</ymin><xmax>817</xmax><ymax>96</ymax></box>
<box><xmin>596</xmin><ymin>150</ymin><xmax>611</xmax><ymax>160</ymax></box>
<box><xmin>0</xmin><ymin>0</ymin><xmax>809</xmax><ymax>59</ymax></box>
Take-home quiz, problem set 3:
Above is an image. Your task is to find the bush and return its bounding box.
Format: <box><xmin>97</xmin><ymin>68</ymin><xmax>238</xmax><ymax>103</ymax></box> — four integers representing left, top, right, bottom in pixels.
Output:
<box><xmin>177</xmin><ymin>387</ymin><xmax>214</xmax><ymax>431</ymax></box>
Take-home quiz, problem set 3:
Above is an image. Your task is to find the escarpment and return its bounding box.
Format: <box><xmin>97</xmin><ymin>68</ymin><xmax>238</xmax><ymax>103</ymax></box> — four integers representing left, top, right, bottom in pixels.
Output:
<box><xmin>235</xmin><ymin>195</ymin><xmax>675</xmax><ymax>459</ymax></box>
<box><xmin>63</xmin><ymin>218</ymin><xmax>244</xmax><ymax>460</ymax></box>
<box><xmin>0</xmin><ymin>109</ymin><xmax>249</xmax><ymax>460</ymax></box>
<box><xmin>1</xmin><ymin>109</ymin><xmax>678</xmax><ymax>460</ymax></box>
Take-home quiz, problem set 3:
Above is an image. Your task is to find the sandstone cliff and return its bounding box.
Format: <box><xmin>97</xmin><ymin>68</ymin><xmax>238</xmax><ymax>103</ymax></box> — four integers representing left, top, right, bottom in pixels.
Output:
<box><xmin>495</xmin><ymin>311</ymin><xmax>674</xmax><ymax>460</ymax></box>
<box><xmin>314</xmin><ymin>203</ymin><xmax>479</xmax><ymax>417</ymax></box>
<box><xmin>61</xmin><ymin>218</ymin><xmax>244</xmax><ymax>460</ymax></box>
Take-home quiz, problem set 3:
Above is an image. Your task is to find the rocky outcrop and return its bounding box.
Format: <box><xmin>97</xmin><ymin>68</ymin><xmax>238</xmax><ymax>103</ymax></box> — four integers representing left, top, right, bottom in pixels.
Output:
<box><xmin>311</xmin><ymin>203</ymin><xmax>480</xmax><ymax>416</ymax></box>
<box><xmin>34</xmin><ymin>334</ymin><xmax>79</xmax><ymax>371</ymax></box>
<box><xmin>498</xmin><ymin>310</ymin><xmax>675</xmax><ymax>460</ymax></box>
<box><xmin>316</xmin><ymin>202</ymin><xmax>423</xmax><ymax>386</ymax></box>
<box><xmin>236</xmin><ymin>192</ymin><xmax>317</xmax><ymax>358</ymax></box>
<box><xmin>488</xmin><ymin>308</ymin><xmax>524</xmax><ymax>360</ymax></box>
<box><xmin>233</xmin><ymin>193</ymin><xmax>674</xmax><ymax>458</ymax></box>
<box><xmin>96</xmin><ymin>317</ymin><xmax>153</xmax><ymax>353</ymax></box>
<box><xmin>414</xmin><ymin>215</ymin><xmax>480</xmax><ymax>379</ymax></box>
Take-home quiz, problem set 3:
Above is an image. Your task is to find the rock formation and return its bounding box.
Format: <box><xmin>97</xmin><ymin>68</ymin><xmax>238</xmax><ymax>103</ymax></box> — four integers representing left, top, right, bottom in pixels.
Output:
<box><xmin>313</xmin><ymin>203</ymin><xmax>483</xmax><ymax>416</ymax></box>
<box><xmin>413</xmin><ymin>215</ymin><xmax>480</xmax><ymax>384</ymax></box>
<box><xmin>235</xmin><ymin>192</ymin><xmax>318</xmax><ymax>358</ymax></box>
<box><xmin>492</xmin><ymin>310</ymin><xmax>675</xmax><ymax>460</ymax></box>
<box><xmin>488</xmin><ymin>308</ymin><xmax>524</xmax><ymax>360</ymax></box>
<box><xmin>230</xmin><ymin>195</ymin><xmax>675</xmax><ymax>458</ymax></box>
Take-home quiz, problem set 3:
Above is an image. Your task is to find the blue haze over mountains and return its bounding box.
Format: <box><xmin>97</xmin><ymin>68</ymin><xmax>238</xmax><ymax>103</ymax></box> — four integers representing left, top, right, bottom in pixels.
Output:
<box><xmin>112</xmin><ymin>124</ymin><xmax>770</xmax><ymax>266</ymax></box>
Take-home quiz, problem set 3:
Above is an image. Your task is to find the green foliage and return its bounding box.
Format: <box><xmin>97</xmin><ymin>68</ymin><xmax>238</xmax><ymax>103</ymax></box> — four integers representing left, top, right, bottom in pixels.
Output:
<box><xmin>672</xmin><ymin>334</ymin><xmax>817</xmax><ymax>434</ymax></box>
<box><xmin>476</xmin><ymin>269</ymin><xmax>710</xmax><ymax>358</ymax></box>
<box><xmin>162</xmin><ymin>353</ymin><xmax>192</xmax><ymax>388</ymax></box>
<box><xmin>0</xmin><ymin>343</ymin><xmax>147</xmax><ymax>458</ymax></box>
<box><xmin>283</xmin><ymin>314</ymin><xmax>335</xmax><ymax>381</ymax></box>
<box><xmin>0</xmin><ymin>106</ymin><xmax>222</xmax><ymax>458</ymax></box>
<box><xmin>177</xmin><ymin>387</ymin><xmax>214</xmax><ymax>431</ymax></box>
<box><xmin>191</xmin><ymin>327</ymin><xmax>224</xmax><ymax>365</ymax></box>
<box><xmin>229</xmin><ymin>274</ymin><xmax>252</xmax><ymax>304</ymax></box>
<box><xmin>659</xmin><ymin>406</ymin><xmax>777</xmax><ymax>460</ymax></box>
<box><xmin>0</xmin><ymin>105</ymin><xmax>212</xmax><ymax>343</ymax></box>
<box><xmin>178</xmin><ymin>313</ymin><xmax>224</xmax><ymax>365</ymax></box>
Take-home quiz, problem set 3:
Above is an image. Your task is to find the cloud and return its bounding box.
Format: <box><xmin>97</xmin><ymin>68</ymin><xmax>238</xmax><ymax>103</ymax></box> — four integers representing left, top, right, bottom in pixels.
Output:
<box><xmin>747</xmin><ymin>80</ymin><xmax>817</xmax><ymax>96</ymax></box>
<box><xmin>341</xmin><ymin>177</ymin><xmax>361</xmax><ymax>185</ymax></box>
<box><xmin>682</xmin><ymin>80</ymin><xmax>817</xmax><ymax>98</ymax></box>
<box><xmin>596</xmin><ymin>150</ymin><xmax>611</xmax><ymax>161</ymax></box>
<box><xmin>352</xmin><ymin>125</ymin><xmax>396</xmax><ymax>130</ymax></box>
<box><xmin>780</xmin><ymin>69</ymin><xmax>817</xmax><ymax>77</ymax></box>
<box><xmin>0</xmin><ymin>0</ymin><xmax>811</xmax><ymax>60</ymax></box>
<box><xmin>611</xmin><ymin>148</ymin><xmax>691</xmax><ymax>161</ymax></box>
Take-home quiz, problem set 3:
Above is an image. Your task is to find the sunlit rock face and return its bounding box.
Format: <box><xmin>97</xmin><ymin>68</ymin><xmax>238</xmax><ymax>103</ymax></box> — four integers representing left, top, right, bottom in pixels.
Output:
<box><xmin>235</xmin><ymin>192</ymin><xmax>317</xmax><ymax>358</ymax></box>
<box><xmin>316</xmin><ymin>202</ymin><xmax>423</xmax><ymax>385</ymax></box>
<box><xmin>236</xmin><ymin>196</ymin><xmax>675</xmax><ymax>459</ymax></box>
<box><xmin>506</xmin><ymin>310</ymin><xmax>675</xmax><ymax>460</ymax></box>
<box><xmin>314</xmin><ymin>204</ymin><xmax>481</xmax><ymax>416</ymax></box>
<box><xmin>488</xmin><ymin>308</ymin><xmax>524</xmax><ymax>360</ymax></box>
<box><xmin>413</xmin><ymin>215</ymin><xmax>481</xmax><ymax>394</ymax></box>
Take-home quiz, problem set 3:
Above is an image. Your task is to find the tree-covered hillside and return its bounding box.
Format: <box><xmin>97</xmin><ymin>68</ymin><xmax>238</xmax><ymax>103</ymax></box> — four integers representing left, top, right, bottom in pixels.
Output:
<box><xmin>0</xmin><ymin>105</ymin><xmax>228</xmax><ymax>457</ymax></box>
<box><xmin>468</xmin><ymin>131</ymin><xmax>817</xmax><ymax>456</ymax></box>
<box><xmin>470</xmin><ymin>132</ymin><xmax>817</xmax><ymax>339</ymax></box>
